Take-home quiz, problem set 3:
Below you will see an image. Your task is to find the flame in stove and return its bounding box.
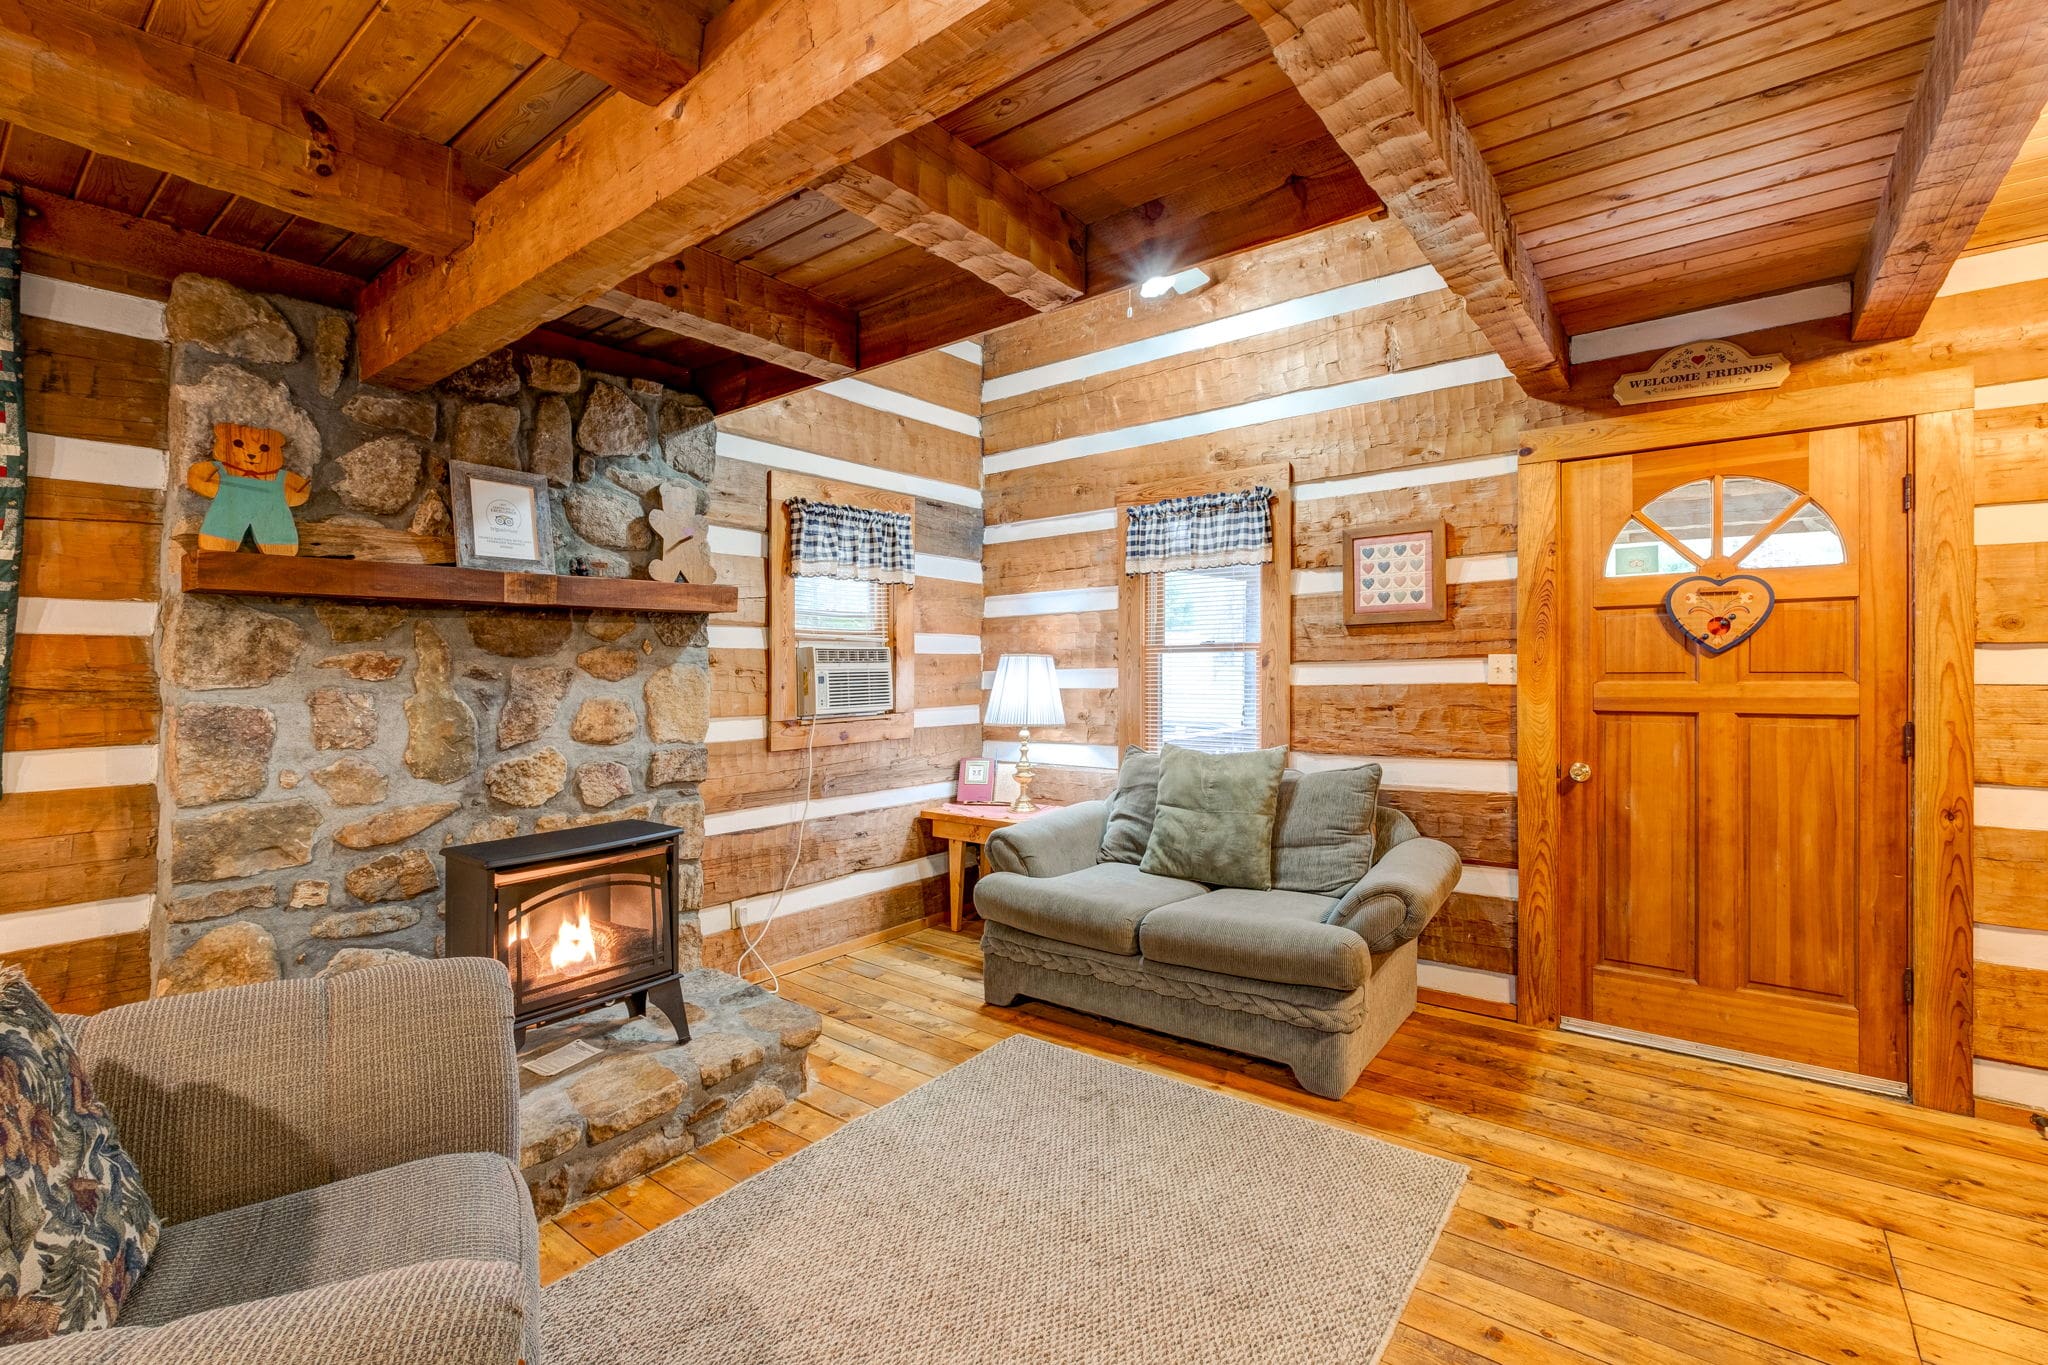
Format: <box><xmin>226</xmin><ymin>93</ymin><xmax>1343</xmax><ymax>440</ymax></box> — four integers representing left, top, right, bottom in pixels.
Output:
<box><xmin>550</xmin><ymin>899</ymin><xmax>598</xmax><ymax>972</ymax></box>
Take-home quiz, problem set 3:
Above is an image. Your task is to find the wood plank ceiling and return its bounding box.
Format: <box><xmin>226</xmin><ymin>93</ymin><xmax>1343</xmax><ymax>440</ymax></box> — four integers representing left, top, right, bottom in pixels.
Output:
<box><xmin>0</xmin><ymin>0</ymin><xmax>607</xmax><ymax>276</ymax></box>
<box><xmin>1</xmin><ymin>0</ymin><xmax>2042</xmax><ymax>406</ymax></box>
<box><xmin>557</xmin><ymin>0</ymin><xmax>1377</xmax><ymax>381</ymax></box>
<box><xmin>1412</xmin><ymin>0</ymin><xmax>1949</xmax><ymax>336</ymax></box>
<box><xmin>1972</xmin><ymin>104</ymin><xmax>2048</xmax><ymax>254</ymax></box>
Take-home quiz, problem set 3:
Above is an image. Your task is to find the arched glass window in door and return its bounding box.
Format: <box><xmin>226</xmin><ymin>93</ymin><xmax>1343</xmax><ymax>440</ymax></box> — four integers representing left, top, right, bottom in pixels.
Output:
<box><xmin>1605</xmin><ymin>475</ymin><xmax>1844</xmax><ymax>578</ymax></box>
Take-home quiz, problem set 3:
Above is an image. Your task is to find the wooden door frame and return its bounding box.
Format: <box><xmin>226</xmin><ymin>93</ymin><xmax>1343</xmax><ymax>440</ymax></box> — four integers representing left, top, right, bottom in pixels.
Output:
<box><xmin>1514</xmin><ymin>368</ymin><xmax>1977</xmax><ymax>1112</ymax></box>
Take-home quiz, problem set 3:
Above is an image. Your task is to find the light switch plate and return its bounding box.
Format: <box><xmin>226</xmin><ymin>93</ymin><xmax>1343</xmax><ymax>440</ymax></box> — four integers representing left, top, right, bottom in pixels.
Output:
<box><xmin>1486</xmin><ymin>653</ymin><xmax>1518</xmax><ymax>686</ymax></box>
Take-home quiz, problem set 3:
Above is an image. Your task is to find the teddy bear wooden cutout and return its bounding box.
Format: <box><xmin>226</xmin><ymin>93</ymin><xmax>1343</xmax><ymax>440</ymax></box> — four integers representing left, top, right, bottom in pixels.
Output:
<box><xmin>189</xmin><ymin>423</ymin><xmax>310</xmax><ymax>556</ymax></box>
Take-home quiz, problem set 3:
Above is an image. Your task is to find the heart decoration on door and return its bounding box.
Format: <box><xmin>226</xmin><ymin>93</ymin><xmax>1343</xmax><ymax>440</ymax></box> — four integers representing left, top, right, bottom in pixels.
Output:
<box><xmin>1664</xmin><ymin>573</ymin><xmax>1774</xmax><ymax>654</ymax></box>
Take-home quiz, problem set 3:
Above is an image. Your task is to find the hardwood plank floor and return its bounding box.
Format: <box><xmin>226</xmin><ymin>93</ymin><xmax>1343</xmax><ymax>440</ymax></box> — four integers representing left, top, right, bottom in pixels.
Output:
<box><xmin>541</xmin><ymin>927</ymin><xmax>2048</xmax><ymax>1362</ymax></box>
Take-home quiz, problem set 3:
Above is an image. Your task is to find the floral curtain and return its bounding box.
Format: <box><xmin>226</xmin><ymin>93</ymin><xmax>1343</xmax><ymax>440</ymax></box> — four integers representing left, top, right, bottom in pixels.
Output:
<box><xmin>0</xmin><ymin>193</ymin><xmax>23</xmax><ymax>796</ymax></box>
<box><xmin>787</xmin><ymin>498</ymin><xmax>915</xmax><ymax>584</ymax></box>
<box><xmin>1124</xmin><ymin>486</ymin><xmax>1273</xmax><ymax>575</ymax></box>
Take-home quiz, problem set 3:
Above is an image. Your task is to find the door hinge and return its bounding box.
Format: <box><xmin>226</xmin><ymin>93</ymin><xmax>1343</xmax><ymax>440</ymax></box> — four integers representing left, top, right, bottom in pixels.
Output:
<box><xmin>1902</xmin><ymin>721</ymin><xmax>1915</xmax><ymax>761</ymax></box>
<box><xmin>1903</xmin><ymin>968</ymin><xmax>1915</xmax><ymax>1005</ymax></box>
<box><xmin>1902</xmin><ymin>474</ymin><xmax>1914</xmax><ymax>512</ymax></box>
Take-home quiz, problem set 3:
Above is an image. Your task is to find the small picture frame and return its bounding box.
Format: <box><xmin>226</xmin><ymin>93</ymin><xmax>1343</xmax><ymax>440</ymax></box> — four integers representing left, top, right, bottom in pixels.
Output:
<box><xmin>955</xmin><ymin>757</ymin><xmax>998</xmax><ymax>804</ymax></box>
<box><xmin>449</xmin><ymin>461</ymin><xmax>556</xmax><ymax>573</ymax></box>
<box><xmin>1344</xmin><ymin>519</ymin><xmax>1448</xmax><ymax>626</ymax></box>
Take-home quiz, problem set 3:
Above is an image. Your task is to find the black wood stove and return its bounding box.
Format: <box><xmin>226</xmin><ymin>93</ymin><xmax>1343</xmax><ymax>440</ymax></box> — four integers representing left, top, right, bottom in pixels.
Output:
<box><xmin>444</xmin><ymin>820</ymin><xmax>690</xmax><ymax>1046</ymax></box>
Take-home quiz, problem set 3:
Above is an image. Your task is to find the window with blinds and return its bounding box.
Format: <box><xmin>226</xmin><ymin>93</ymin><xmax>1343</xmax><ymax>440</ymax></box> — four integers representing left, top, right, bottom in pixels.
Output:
<box><xmin>1139</xmin><ymin>562</ymin><xmax>1262</xmax><ymax>753</ymax></box>
<box><xmin>793</xmin><ymin>575</ymin><xmax>891</xmax><ymax>644</ymax></box>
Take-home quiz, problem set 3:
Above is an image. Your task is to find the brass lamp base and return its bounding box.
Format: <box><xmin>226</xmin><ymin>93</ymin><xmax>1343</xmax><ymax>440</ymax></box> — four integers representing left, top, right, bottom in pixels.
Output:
<box><xmin>1009</xmin><ymin>729</ymin><xmax>1040</xmax><ymax>813</ymax></box>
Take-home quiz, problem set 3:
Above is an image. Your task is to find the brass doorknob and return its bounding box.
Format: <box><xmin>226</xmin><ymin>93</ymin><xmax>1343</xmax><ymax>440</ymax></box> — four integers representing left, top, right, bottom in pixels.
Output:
<box><xmin>1568</xmin><ymin>762</ymin><xmax>1593</xmax><ymax>783</ymax></box>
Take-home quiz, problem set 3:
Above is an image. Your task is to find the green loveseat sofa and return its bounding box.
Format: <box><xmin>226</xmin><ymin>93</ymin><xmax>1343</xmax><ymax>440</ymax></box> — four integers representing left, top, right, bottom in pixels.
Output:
<box><xmin>977</xmin><ymin>769</ymin><xmax>1460</xmax><ymax>1098</ymax></box>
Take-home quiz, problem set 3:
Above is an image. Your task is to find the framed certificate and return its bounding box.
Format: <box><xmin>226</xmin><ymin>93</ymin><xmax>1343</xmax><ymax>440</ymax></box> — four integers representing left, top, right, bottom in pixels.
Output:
<box><xmin>955</xmin><ymin>757</ymin><xmax>998</xmax><ymax>804</ymax></box>
<box><xmin>450</xmin><ymin>461</ymin><xmax>556</xmax><ymax>572</ymax></box>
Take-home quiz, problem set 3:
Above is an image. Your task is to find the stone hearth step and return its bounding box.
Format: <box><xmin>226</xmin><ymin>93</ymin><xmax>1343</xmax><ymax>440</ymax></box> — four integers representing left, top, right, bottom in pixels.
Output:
<box><xmin>518</xmin><ymin>968</ymin><xmax>822</xmax><ymax>1217</ymax></box>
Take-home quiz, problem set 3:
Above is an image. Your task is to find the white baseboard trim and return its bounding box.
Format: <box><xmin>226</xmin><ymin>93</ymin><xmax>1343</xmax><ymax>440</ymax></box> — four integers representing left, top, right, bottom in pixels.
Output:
<box><xmin>1417</xmin><ymin>960</ymin><xmax>1515</xmax><ymax>1004</ymax></box>
<box><xmin>1974</xmin><ymin>1058</ymin><xmax>2048</xmax><ymax>1111</ymax></box>
<box><xmin>699</xmin><ymin>853</ymin><xmax>946</xmax><ymax>935</ymax></box>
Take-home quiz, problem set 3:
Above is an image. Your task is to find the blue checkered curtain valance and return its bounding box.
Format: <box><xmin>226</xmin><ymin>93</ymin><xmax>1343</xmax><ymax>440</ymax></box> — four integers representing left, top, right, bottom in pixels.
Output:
<box><xmin>1124</xmin><ymin>486</ymin><xmax>1274</xmax><ymax>575</ymax></box>
<box><xmin>786</xmin><ymin>498</ymin><xmax>915</xmax><ymax>584</ymax></box>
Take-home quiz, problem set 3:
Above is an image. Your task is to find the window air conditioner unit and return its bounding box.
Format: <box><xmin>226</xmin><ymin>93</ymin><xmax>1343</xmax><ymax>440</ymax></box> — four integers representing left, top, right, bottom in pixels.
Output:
<box><xmin>797</xmin><ymin>644</ymin><xmax>893</xmax><ymax>719</ymax></box>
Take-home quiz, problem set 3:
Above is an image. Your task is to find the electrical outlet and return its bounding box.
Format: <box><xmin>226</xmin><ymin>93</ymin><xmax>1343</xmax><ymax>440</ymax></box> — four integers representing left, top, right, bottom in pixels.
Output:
<box><xmin>1486</xmin><ymin>653</ymin><xmax>1518</xmax><ymax>686</ymax></box>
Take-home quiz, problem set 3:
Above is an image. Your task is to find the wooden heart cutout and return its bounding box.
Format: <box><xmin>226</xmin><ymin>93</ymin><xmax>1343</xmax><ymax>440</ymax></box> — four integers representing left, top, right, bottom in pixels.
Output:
<box><xmin>1664</xmin><ymin>573</ymin><xmax>1774</xmax><ymax>654</ymax></box>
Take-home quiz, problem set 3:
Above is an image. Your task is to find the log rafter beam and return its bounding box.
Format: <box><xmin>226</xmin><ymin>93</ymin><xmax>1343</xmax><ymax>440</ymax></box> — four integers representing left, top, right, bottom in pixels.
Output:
<box><xmin>812</xmin><ymin>124</ymin><xmax>1087</xmax><ymax>310</ymax></box>
<box><xmin>0</xmin><ymin>0</ymin><xmax>498</xmax><ymax>255</ymax></box>
<box><xmin>1237</xmin><ymin>0</ymin><xmax>1568</xmax><ymax>393</ymax></box>
<box><xmin>11</xmin><ymin>188</ymin><xmax>364</xmax><ymax>309</ymax></box>
<box><xmin>602</xmin><ymin>248</ymin><xmax>857</xmax><ymax>379</ymax></box>
<box><xmin>455</xmin><ymin>0</ymin><xmax>709</xmax><ymax>107</ymax></box>
<box><xmin>357</xmin><ymin>0</ymin><xmax>1158</xmax><ymax>391</ymax></box>
<box><xmin>1851</xmin><ymin>0</ymin><xmax>2048</xmax><ymax>341</ymax></box>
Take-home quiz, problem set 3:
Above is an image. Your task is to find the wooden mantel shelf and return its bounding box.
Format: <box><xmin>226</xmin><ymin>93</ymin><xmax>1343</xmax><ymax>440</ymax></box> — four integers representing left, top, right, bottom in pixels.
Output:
<box><xmin>179</xmin><ymin>550</ymin><xmax>740</xmax><ymax>615</ymax></box>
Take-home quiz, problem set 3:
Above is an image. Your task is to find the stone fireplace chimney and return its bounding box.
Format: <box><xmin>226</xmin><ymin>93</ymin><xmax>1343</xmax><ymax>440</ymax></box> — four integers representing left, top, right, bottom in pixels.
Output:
<box><xmin>152</xmin><ymin>275</ymin><xmax>717</xmax><ymax>996</ymax></box>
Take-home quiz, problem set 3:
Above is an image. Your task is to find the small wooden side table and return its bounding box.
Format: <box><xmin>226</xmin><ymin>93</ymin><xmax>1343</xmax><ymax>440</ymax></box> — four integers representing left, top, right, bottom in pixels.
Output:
<box><xmin>920</xmin><ymin>802</ymin><xmax>1064</xmax><ymax>931</ymax></box>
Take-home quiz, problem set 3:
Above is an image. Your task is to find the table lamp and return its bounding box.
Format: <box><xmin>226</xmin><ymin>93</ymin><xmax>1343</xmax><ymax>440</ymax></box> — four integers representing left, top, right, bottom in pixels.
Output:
<box><xmin>985</xmin><ymin>653</ymin><xmax>1064</xmax><ymax>813</ymax></box>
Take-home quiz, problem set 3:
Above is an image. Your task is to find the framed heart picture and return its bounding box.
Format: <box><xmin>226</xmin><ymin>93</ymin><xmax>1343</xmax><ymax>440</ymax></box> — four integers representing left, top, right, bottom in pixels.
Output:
<box><xmin>1344</xmin><ymin>520</ymin><xmax>1448</xmax><ymax>626</ymax></box>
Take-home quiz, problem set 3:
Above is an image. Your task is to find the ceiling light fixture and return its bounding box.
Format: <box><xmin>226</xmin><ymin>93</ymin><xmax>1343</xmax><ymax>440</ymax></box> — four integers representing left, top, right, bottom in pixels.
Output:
<box><xmin>1138</xmin><ymin>266</ymin><xmax>1212</xmax><ymax>299</ymax></box>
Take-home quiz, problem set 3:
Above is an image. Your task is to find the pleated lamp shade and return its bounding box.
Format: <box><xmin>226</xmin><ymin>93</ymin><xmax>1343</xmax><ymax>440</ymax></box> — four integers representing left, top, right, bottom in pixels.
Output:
<box><xmin>985</xmin><ymin>654</ymin><xmax>1065</xmax><ymax>728</ymax></box>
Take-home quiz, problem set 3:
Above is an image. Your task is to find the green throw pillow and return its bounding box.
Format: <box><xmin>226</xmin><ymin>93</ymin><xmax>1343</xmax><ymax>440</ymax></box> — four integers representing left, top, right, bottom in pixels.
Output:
<box><xmin>1096</xmin><ymin>746</ymin><xmax>1163</xmax><ymax>866</ymax></box>
<box><xmin>1271</xmin><ymin>764</ymin><xmax>1382</xmax><ymax>895</ymax></box>
<box><xmin>1139</xmin><ymin>745</ymin><xmax>1287</xmax><ymax>890</ymax></box>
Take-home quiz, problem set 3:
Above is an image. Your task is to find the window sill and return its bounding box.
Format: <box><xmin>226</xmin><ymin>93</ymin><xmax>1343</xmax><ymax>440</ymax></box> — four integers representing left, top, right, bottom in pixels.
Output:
<box><xmin>766</xmin><ymin>712</ymin><xmax>914</xmax><ymax>752</ymax></box>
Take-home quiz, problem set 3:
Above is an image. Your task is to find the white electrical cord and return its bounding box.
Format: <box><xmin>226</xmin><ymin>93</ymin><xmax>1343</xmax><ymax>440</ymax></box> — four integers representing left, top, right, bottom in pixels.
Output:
<box><xmin>737</xmin><ymin>715</ymin><xmax>821</xmax><ymax>993</ymax></box>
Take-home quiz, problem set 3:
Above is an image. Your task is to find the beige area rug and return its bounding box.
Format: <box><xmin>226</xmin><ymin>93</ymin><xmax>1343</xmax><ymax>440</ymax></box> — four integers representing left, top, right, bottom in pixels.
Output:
<box><xmin>542</xmin><ymin>1035</ymin><xmax>1465</xmax><ymax>1364</ymax></box>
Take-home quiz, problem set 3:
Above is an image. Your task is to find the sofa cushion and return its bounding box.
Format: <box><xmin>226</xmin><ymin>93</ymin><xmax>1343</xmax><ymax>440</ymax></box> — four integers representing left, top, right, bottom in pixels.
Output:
<box><xmin>1139</xmin><ymin>889</ymin><xmax>1370</xmax><ymax>991</ymax></box>
<box><xmin>0</xmin><ymin>965</ymin><xmax>158</xmax><ymax>1341</ymax></box>
<box><xmin>121</xmin><ymin>1151</ymin><xmax>534</xmax><ymax>1329</ymax></box>
<box><xmin>973</xmin><ymin>863</ymin><xmax>1207</xmax><ymax>955</ymax></box>
<box><xmin>1373</xmin><ymin>802</ymin><xmax>1419</xmax><ymax>860</ymax></box>
<box><xmin>1271</xmin><ymin>765</ymin><xmax>1382</xmax><ymax>895</ymax></box>
<box><xmin>1139</xmin><ymin>745</ymin><xmax>1287</xmax><ymax>890</ymax></box>
<box><xmin>1097</xmin><ymin>747</ymin><xmax>1163</xmax><ymax>865</ymax></box>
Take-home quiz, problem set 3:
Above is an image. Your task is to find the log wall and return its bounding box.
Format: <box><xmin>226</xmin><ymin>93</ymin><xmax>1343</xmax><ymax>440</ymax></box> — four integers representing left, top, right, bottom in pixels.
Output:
<box><xmin>0</xmin><ymin>269</ymin><xmax>167</xmax><ymax>1012</ymax></box>
<box><xmin>702</xmin><ymin>349</ymin><xmax>984</xmax><ymax>972</ymax></box>
<box><xmin>978</xmin><ymin>219</ymin><xmax>1522</xmax><ymax>1007</ymax></box>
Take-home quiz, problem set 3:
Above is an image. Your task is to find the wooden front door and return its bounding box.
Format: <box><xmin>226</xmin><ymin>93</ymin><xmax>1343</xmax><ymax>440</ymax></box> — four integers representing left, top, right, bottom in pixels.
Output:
<box><xmin>1556</xmin><ymin>423</ymin><xmax>1911</xmax><ymax>1083</ymax></box>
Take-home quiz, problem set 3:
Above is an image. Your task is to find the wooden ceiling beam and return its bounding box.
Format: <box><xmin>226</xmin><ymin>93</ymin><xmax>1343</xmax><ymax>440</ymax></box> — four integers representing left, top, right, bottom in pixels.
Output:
<box><xmin>602</xmin><ymin>248</ymin><xmax>857</xmax><ymax>379</ymax></box>
<box><xmin>356</xmin><ymin>0</ymin><xmax>1157</xmax><ymax>390</ymax></box>
<box><xmin>454</xmin><ymin>0</ymin><xmax>705</xmax><ymax>107</ymax></box>
<box><xmin>1851</xmin><ymin>0</ymin><xmax>2048</xmax><ymax>341</ymax></box>
<box><xmin>1237</xmin><ymin>0</ymin><xmax>1569</xmax><ymax>392</ymax></box>
<box><xmin>812</xmin><ymin>125</ymin><xmax>1086</xmax><ymax>310</ymax></box>
<box><xmin>694</xmin><ymin>355</ymin><xmax>824</xmax><ymax>414</ymax></box>
<box><xmin>11</xmin><ymin>189</ymin><xmax>364</xmax><ymax>309</ymax></box>
<box><xmin>0</xmin><ymin>0</ymin><xmax>497</xmax><ymax>255</ymax></box>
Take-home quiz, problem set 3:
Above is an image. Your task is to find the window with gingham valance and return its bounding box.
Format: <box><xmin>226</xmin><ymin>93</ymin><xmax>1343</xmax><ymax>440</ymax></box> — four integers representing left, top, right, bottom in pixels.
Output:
<box><xmin>786</xmin><ymin>498</ymin><xmax>915</xmax><ymax>584</ymax></box>
<box><xmin>1123</xmin><ymin>486</ymin><xmax>1274</xmax><ymax>575</ymax></box>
